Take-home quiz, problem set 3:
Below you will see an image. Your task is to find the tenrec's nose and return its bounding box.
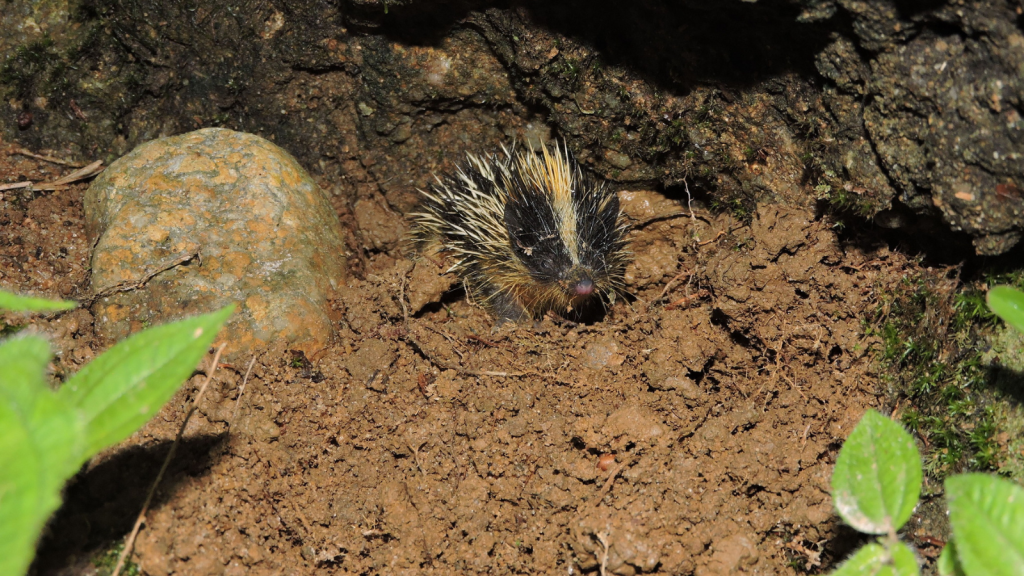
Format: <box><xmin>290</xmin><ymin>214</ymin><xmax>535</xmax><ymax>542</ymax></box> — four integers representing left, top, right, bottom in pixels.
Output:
<box><xmin>574</xmin><ymin>279</ymin><xmax>595</xmax><ymax>296</ymax></box>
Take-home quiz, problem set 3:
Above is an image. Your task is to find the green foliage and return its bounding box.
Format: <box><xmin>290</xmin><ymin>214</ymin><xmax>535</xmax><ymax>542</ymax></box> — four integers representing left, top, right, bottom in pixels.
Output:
<box><xmin>0</xmin><ymin>291</ymin><xmax>75</xmax><ymax>337</ymax></box>
<box><xmin>693</xmin><ymin>100</ymin><xmax>721</xmax><ymax>129</ymax></box>
<box><xmin>92</xmin><ymin>542</ymin><xmax>140</xmax><ymax>576</ymax></box>
<box><xmin>0</xmin><ymin>291</ymin><xmax>76</xmax><ymax>312</ymax></box>
<box><xmin>709</xmin><ymin>197</ymin><xmax>753</xmax><ymax>222</ymax></box>
<box><xmin>944</xmin><ymin>474</ymin><xmax>1024</xmax><ymax>575</ymax></box>
<box><xmin>829</xmin><ymin>409</ymin><xmax>922</xmax><ymax>575</ymax></box>
<box><xmin>818</xmin><ymin>183</ymin><xmax>876</xmax><ymax>219</ymax></box>
<box><xmin>0</xmin><ymin>336</ymin><xmax>80</xmax><ymax>576</ymax></box>
<box><xmin>987</xmin><ymin>286</ymin><xmax>1024</xmax><ymax>334</ymax></box>
<box><xmin>829</xmin><ymin>409</ymin><xmax>1024</xmax><ymax>576</ymax></box>
<box><xmin>0</xmin><ymin>290</ymin><xmax>232</xmax><ymax>576</ymax></box>
<box><xmin>801</xmin><ymin>145</ymin><xmax>879</xmax><ymax>219</ymax></box>
<box><xmin>0</xmin><ymin>35</ymin><xmax>57</xmax><ymax>87</ymax></box>
<box><xmin>831</xmin><ymin>542</ymin><xmax>919</xmax><ymax>576</ymax></box>
<box><xmin>868</xmin><ymin>275</ymin><xmax>998</xmax><ymax>477</ymax></box>
<box><xmin>952</xmin><ymin>288</ymin><xmax>996</xmax><ymax>332</ymax></box>
<box><xmin>832</xmin><ymin>410</ymin><xmax>922</xmax><ymax>535</ymax></box>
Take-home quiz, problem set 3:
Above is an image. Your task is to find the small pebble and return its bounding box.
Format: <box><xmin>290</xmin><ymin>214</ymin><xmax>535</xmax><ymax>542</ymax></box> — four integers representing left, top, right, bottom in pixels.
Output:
<box><xmin>597</xmin><ymin>453</ymin><xmax>616</xmax><ymax>471</ymax></box>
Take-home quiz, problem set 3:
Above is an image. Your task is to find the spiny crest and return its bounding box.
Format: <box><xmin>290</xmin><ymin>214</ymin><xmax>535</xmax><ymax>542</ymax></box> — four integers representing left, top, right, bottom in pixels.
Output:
<box><xmin>515</xmin><ymin>143</ymin><xmax>581</xmax><ymax>261</ymax></box>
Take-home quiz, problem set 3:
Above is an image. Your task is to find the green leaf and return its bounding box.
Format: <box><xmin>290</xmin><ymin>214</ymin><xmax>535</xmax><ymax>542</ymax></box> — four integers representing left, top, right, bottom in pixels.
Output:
<box><xmin>988</xmin><ymin>286</ymin><xmax>1024</xmax><ymax>334</ymax></box>
<box><xmin>0</xmin><ymin>289</ymin><xmax>76</xmax><ymax>312</ymax></box>
<box><xmin>0</xmin><ymin>335</ymin><xmax>51</xmax><ymax>409</ymax></box>
<box><xmin>58</xmin><ymin>305</ymin><xmax>234</xmax><ymax>457</ymax></box>
<box><xmin>937</xmin><ymin>541</ymin><xmax>966</xmax><ymax>576</ymax></box>
<box><xmin>832</xmin><ymin>409</ymin><xmax>922</xmax><ymax>534</ymax></box>
<box><xmin>0</xmin><ymin>306</ymin><xmax>233</xmax><ymax>576</ymax></box>
<box><xmin>0</xmin><ymin>400</ymin><xmax>51</xmax><ymax>576</ymax></box>
<box><xmin>832</xmin><ymin>543</ymin><xmax>887</xmax><ymax>576</ymax></box>
<box><xmin>0</xmin><ymin>336</ymin><xmax>83</xmax><ymax>576</ymax></box>
<box><xmin>945</xmin><ymin>473</ymin><xmax>1024</xmax><ymax>576</ymax></box>
<box><xmin>888</xmin><ymin>542</ymin><xmax>920</xmax><ymax>576</ymax></box>
<box><xmin>831</xmin><ymin>541</ymin><xmax>920</xmax><ymax>576</ymax></box>
<box><xmin>0</xmin><ymin>336</ymin><xmax>84</xmax><ymax>479</ymax></box>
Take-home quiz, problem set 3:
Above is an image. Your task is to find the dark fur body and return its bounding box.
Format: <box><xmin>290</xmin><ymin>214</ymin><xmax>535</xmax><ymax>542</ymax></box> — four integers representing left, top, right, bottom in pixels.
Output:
<box><xmin>411</xmin><ymin>144</ymin><xmax>629</xmax><ymax>322</ymax></box>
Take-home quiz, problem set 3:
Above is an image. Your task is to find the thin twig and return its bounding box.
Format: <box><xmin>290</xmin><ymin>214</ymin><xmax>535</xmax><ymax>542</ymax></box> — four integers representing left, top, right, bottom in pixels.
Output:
<box><xmin>840</xmin><ymin>259</ymin><xmax>886</xmax><ymax>272</ymax></box>
<box><xmin>398</xmin><ymin>275</ymin><xmax>409</xmax><ymax>324</ymax></box>
<box><xmin>48</xmin><ymin>159</ymin><xmax>104</xmax><ymax>185</ymax></box>
<box><xmin>401</xmin><ymin>332</ymin><xmax>548</xmax><ymax>379</ymax></box>
<box><xmin>230</xmin><ymin>356</ymin><xmax>257</xmax><ymax>428</ymax></box>
<box><xmin>111</xmin><ymin>343</ymin><xmax>227</xmax><ymax>576</ymax></box>
<box><xmin>466</xmin><ymin>334</ymin><xmax>500</xmax><ymax>347</ymax></box>
<box><xmin>683</xmin><ymin>177</ymin><xmax>696</xmax><ymax>222</ymax></box>
<box><xmin>631</xmin><ymin>211</ymin><xmax>690</xmax><ymax>229</ymax></box>
<box><xmin>595</xmin><ymin>462</ymin><xmax>624</xmax><ymax>502</ymax></box>
<box><xmin>12</xmin><ymin>147</ymin><xmax>86</xmax><ymax>167</ymax></box>
<box><xmin>0</xmin><ymin>159</ymin><xmax>104</xmax><ymax>192</ymax></box>
<box><xmin>464</xmin><ymin>369</ymin><xmax>535</xmax><ymax>377</ymax></box>
<box><xmin>0</xmin><ymin>181</ymin><xmax>32</xmax><ymax>192</ymax></box>
<box><xmin>596</xmin><ymin>531</ymin><xmax>610</xmax><ymax>576</ymax></box>
<box><xmin>653</xmin><ymin>268</ymin><xmax>692</xmax><ymax>306</ymax></box>
<box><xmin>84</xmin><ymin>248</ymin><xmax>200</xmax><ymax>305</ymax></box>
<box><xmin>574</xmin><ymin>95</ymin><xmax>596</xmax><ymax>115</ymax></box>
<box><xmin>665</xmin><ymin>289</ymin><xmax>709</xmax><ymax>311</ymax></box>
<box><xmin>407</xmin><ymin>437</ymin><xmax>426</xmax><ymax>476</ymax></box>
<box><xmin>697</xmin><ymin>230</ymin><xmax>726</xmax><ymax>246</ymax></box>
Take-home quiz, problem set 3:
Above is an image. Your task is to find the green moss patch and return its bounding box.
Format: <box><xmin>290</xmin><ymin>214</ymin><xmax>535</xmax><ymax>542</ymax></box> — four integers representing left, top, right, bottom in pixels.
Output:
<box><xmin>866</xmin><ymin>270</ymin><xmax>1024</xmax><ymax>479</ymax></box>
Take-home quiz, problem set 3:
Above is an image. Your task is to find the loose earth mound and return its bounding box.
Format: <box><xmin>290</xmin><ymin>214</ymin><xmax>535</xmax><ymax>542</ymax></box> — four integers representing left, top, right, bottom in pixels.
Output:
<box><xmin>1</xmin><ymin>140</ymin><xmax>927</xmax><ymax>574</ymax></box>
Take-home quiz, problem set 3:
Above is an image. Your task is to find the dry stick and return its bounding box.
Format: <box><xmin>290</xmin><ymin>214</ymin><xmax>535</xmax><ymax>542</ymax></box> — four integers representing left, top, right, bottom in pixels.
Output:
<box><xmin>595</xmin><ymin>462</ymin><xmax>625</xmax><ymax>503</ymax></box>
<box><xmin>697</xmin><ymin>230</ymin><xmax>726</xmax><ymax>246</ymax></box>
<box><xmin>665</xmin><ymin>289</ymin><xmax>709</xmax><ymax>311</ymax></box>
<box><xmin>230</xmin><ymin>356</ymin><xmax>257</xmax><ymax>427</ymax></box>
<box><xmin>407</xmin><ymin>437</ymin><xmax>426</xmax><ymax>476</ymax></box>
<box><xmin>653</xmin><ymin>268</ymin><xmax>692</xmax><ymax>306</ymax></box>
<box><xmin>0</xmin><ymin>181</ymin><xmax>32</xmax><ymax>192</ymax></box>
<box><xmin>465</xmin><ymin>334</ymin><xmax>500</xmax><ymax>347</ymax></box>
<box><xmin>840</xmin><ymin>259</ymin><xmax>886</xmax><ymax>272</ymax></box>
<box><xmin>0</xmin><ymin>159</ymin><xmax>104</xmax><ymax>192</ymax></box>
<box><xmin>574</xmin><ymin>95</ymin><xmax>596</xmax><ymax>115</ymax></box>
<box><xmin>47</xmin><ymin>159</ymin><xmax>104</xmax><ymax>185</ymax></box>
<box><xmin>402</xmin><ymin>331</ymin><xmax>546</xmax><ymax>379</ymax></box>
<box><xmin>111</xmin><ymin>344</ymin><xmax>227</xmax><ymax>576</ymax></box>
<box><xmin>632</xmin><ymin>204</ymin><xmax>719</xmax><ymax>230</ymax></box>
<box><xmin>785</xmin><ymin>538</ymin><xmax>822</xmax><ymax>568</ymax></box>
<box><xmin>427</xmin><ymin>325</ymin><xmax>466</xmax><ymax>360</ymax></box>
<box><xmin>596</xmin><ymin>531</ymin><xmax>611</xmax><ymax>576</ymax></box>
<box><xmin>12</xmin><ymin>146</ymin><xmax>86</xmax><ymax>168</ymax></box>
<box><xmin>398</xmin><ymin>275</ymin><xmax>410</xmax><ymax>324</ymax></box>
<box><xmin>632</xmin><ymin>211</ymin><xmax>690</xmax><ymax>230</ymax></box>
<box><xmin>682</xmin><ymin>177</ymin><xmax>696</xmax><ymax>222</ymax></box>
<box><xmin>83</xmin><ymin>249</ymin><xmax>200</xmax><ymax>306</ymax></box>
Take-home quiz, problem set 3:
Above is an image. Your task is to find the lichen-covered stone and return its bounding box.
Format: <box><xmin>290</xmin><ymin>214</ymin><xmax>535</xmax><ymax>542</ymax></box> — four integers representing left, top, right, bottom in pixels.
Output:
<box><xmin>85</xmin><ymin>127</ymin><xmax>347</xmax><ymax>360</ymax></box>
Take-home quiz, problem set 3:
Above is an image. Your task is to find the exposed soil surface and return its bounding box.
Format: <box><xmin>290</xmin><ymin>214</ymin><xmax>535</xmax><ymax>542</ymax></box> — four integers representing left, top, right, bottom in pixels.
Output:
<box><xmin>1</xmin><ymin>136</ymin><xmax>950</xmax><ymax>575</ymax></box>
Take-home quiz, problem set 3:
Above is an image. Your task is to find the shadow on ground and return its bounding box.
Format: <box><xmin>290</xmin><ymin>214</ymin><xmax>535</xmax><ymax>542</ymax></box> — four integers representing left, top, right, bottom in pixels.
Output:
<box><xmin>32</xmin><ymin>434</ymin><xmax>226</xmax><ymax>576</ymax></box>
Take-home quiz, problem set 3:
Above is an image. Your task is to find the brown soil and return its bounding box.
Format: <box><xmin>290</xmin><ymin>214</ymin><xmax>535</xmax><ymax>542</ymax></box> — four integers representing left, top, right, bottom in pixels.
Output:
<box><xmin>3</xmin><ymin>136</ymin><xmax>929</xmax><ymax>575</ymax></box>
